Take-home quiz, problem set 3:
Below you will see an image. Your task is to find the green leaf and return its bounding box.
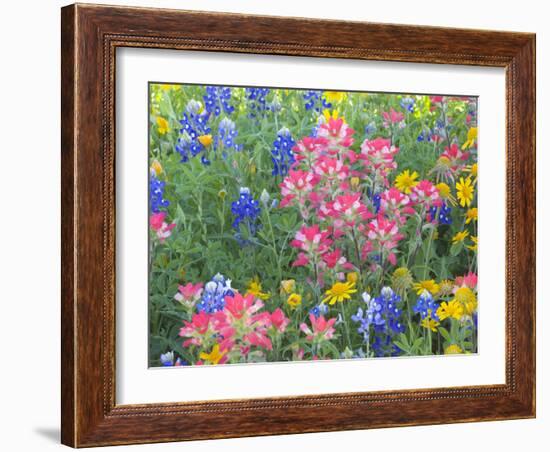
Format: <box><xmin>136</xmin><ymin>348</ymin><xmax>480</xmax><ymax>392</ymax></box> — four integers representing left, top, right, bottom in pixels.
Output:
<box><xmin>438</xmin><ymin>327</ymin><xmax>452</xmax><ymax>342</ymax></box>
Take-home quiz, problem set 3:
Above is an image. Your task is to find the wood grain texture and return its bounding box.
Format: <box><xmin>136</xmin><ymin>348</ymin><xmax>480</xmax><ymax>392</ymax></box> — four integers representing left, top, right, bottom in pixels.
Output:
<box><xmin>60</xmin><ymin>3</ymin><xmax>536</xmax><ymax>447</ymax></box>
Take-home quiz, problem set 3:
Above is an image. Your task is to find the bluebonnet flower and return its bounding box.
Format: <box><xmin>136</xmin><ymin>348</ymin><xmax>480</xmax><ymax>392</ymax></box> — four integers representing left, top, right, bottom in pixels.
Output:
<box><xmin>373</xmin><ymin>335</ymin><xmax>401</xmax><ymax>357</ymax></box>
<box><xmin>413</xmin><ymin>291</ymin><xmax>440</xmax><ymax>321</ymax></box>
<box><xmin>203</xmin><ymin>86</ymin><xmax>235</xmax><ymax>116</ymax></box>
<box><xmin>429</xmin><ymin>202</ymin><xmax>452</xmax><ymax>225</ymax></box>
<box><xmin>352</xmin><ymin>288</ymin><xmax>404</xmax><ymax>357</ymax></box>
<box><xmin>160</xmin><ymin>351</ymin><xmax>174</xmax><ymax>366</ymax></box>
<box><xmin>364</xmin><ymin>121</ymin><xmax>377</xmax><ymax>137</ymax></box>
<box><xmin>268</xmin><ymin>95</ymin><xmax>282</xmax><ymax>114</ymax></box>
<box><xmin>400</xmin><ymin>96</ymin><xmax>415</xmax><ymax>112</ymax></box>
<box><xmin>417</xmin><ymin>127</ymin><xmax>435</xmax><ymax>142</ymax></box>
<box><xmin>196</xmin><ymin>273</ymin><xmax>234</xmax><ymax>314</ymax></box>
<box><xmin>231</xmin><ymin>187</ymin><xmax>262</xmax><ymax>236</ymax></box>
<box><xmin>214</xmin><ymin>117</ymin><xmax>242</xmax><ymax>158</ymax></box>
<box><xmin>259</xmin><ymin>189</ymin><xmax>271</xmax><ymax>206</ymax></box>
<box><xmin>303</xmin><ymin>90</ymin><xmax>332</xmax><ymax>112</ymax></box>
<box><xmin>175</xmin><ymin>100</ymin><xmax>212</xmax><ymax>163</ymax></box>
<box><xmin>150</xmin><ymin>174</ymin><xmax>169</xmax><ymax>213</ymax></box>
<box><xmin>309</xmin><ymin>303</ymin><xmax>329</xmax><ymax>318</ymax></box>
<box><xmin>159</xmin><ymin>351</ymin><xmax>185</xmax><ymax>366</ymax></box>
<box><xmin>417</xmin><ymin>132</ymin><xmax>428</xmax><ymax>142</ymax></box>
<box><xmin>271</xmin><ymin>127</ymin><xmax>296</xmax><ymax>176</ymax></box>
<box><xmin>373</xmin><ymin>193</ymin><xmax>381</xmax><ymax>213</ymax></box>
<box><xmin>245</xmin><ymin>87</ymin><xmax>270</xmax><ymax>117</ymax></box>
<box><xmin>176</xmin><ymin>99</ymin><xmax>242</xmax><ymax>164</ymax></box>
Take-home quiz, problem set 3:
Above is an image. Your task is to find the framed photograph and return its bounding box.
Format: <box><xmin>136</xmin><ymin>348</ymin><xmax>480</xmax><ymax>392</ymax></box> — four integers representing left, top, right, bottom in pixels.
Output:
<box><xmin>61</xmin><ymin>3</ymin><xmax>536</xmax><ymax>447</ymax></box>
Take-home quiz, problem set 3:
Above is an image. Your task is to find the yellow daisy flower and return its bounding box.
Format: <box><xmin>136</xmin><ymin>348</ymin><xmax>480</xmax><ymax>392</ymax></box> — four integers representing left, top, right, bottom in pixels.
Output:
<box><xmin>156</xmin><ymin>116</ymin><xmax>170</xmax><ymax>135</ymax></box>
<box><xmin>465</xmin><ymin>207</ymin><xmax>478</xmax><ymax>224</ymax></box>
<box><xmin>421</xmin><ymin>316</ymin><xmax>440</xmax><ymax>332</ymax></box>
<box><xmin>322</xmin><ymin>281</ymin><xmax>357</xmax><ymax>305</ymax></box>
<box><xmin>413</xmin><ymin>280</ymin><xmax>440</xmax><ymax>295</ymax></box>
<box><xmin>444</xmin><ymin>344</ymin><xmax>463</xmax><ymax>355</ymax></box>
<box><xmin>287</xmin><ymin>293</ymin><xmax>302</xmax><ymax>309</ymax></box>
<box><xmin>464</xmin><ymin>162</ymin><xmax>478</xmax><ymax>178</ymax></box>
<box><xmin>323</xmin><ymin>91</ymin><xmax>346</xmax><ymax>103</ymax></box>
<box><xmin>199</xmin><ymin>344</ymin><xmax>225</xmax><ymax>365</ymax></box>
<box><xmin>456</xmin><ymin>177</ymin><xmax>474</xmax><ymax>207</ymax></box>
<box><xmin>435</xmin><ymin>182</ymin><xmax>457</xmax><ymax>206</ymax></box>
<box><xmin>453</xmin><ymin>287</ymin><xmax>477</xmax><ymax>315</ymax></box>
<box><xmin>461</xmin><ymin>127</ymin><xmax>478</xmax><ymax>149</ymax></box>
<box><xmin>246</xmin><ymin>277</ymin><xmax>270</xmax><ymax>301</ymax></box>
<box><xmin>467</xmin><ymin>236</ymin><xmax>478</xmax><ymax>252</ymax></box>
<box><xmin>452</xmin><ymin>230</ymin><xmax>469</xmax><ymax>244</ymax></box>
<box><xmin>436</xmin><ymin>300</ymin><xmax>464</xmax><ymax>321</ymax></box>
<box><xmin>395</xmin><ymin>170</ymin><xmax>419</xmax><ymax>194</ymax></box>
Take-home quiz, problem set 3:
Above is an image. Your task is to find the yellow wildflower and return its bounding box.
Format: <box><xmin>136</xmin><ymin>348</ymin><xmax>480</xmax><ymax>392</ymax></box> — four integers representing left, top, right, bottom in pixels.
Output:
<box><xmin>150</xmin><ymin>159</ymin><xmax>163</xmax><ymax>176</ymax></box>
<box><xmin>323</xmin><ymin>91</ymin><xmax>346</xmax><ymax>103</ymax></box>
<box><xmin>452</xmin><ymin>230</ymin><xmax>469</xmax><ymax>244</ymax></box>
<box><xmin>287</xmin><ymin>293</ymin><xmax>302</xmax><ymax>309</ymax></box>
<box><xmin>435</xmin><ymin>182</ymin><xmax>457</xmax><ymax>206</ymax></box>
<box><xmin>421</xmin><ymin>316</ymin><xmax>440</xmax><ymax>332</ymax></box>
<box><xmin>456</xmin><ymin>177</ymin><xmax>474</xmax><ymax>207</ymax></box>
<box><xmin>465</xmin><ymin>207</ymin><xmax>478</xmax><ymax>224</ymax></box>
<box><xmin>350</xmin><ymin>176</ymin><xmax>360</xmax><ymax>189</ymax></box>
<box><xmin>199</xmin><ymin>344</ymin><xmax>225</xmax><ymax>365</ymax></box>
<box><xmin>198</xmin><ymin>134</ymin><xmax>213</xmax><ymax>147</ymax></box>
<box><xmin>445</xmin><ymin>344</ymin><xmax>463</xmax><ymax>355</ymax></box>
<box><xmin>461</xmin><ymin>127</ymin><xmax>478</xmax><ymax>150</ymax></box>
<box><xmin>391</xmin><ymin>267</ymin><xmax>413</xmax><ymax>294</ymax></box>
<box><xmin>280</xmin><ymin>279</ymin><xmax>296</xmax><ymax>295</ymax></box>
<box><xmin>346</xmin><ymin>272</ymin><xmax>358</xmax><ymax>284</ymax></box>
<box><xmin>322</xmin><ymin>281</ymin><xmax>357</xmax><ymax>305</ymax></box>
<box><xmin>322</xmin><ymin>109</ymin><xmax>343</xmax><ymax>123</ymax></box>
<box><xmin>437</xmin><ymin>280</ymin><xmax>454</xmax><ymax>297</ymax></box>
<box><xmin>413</xmin><ymin>280</ymin><xmax>440</xmax><ymax>295</ymax></box>
<box><xmin>395</xmin><ymin>170</ymin><xmax>419</xmax><ymax>194</ymax></box>
<box><xmin>156</xmin><ymin>116</ymin><xmax>170</xmax><ymax>135</ymax></box>
<box><xmin>453</xmin><ymin>287</ymin><xmax>477</xmax><ymax>315</ymax></box>
<box><xmin>436</xmin><ymin>300</ymin><xmax>464</xmax><ymax>321</ymax></box>
<box><xmin>246</xmin><ymin>277</ymin><xmax>270</xmax><ymax>301</ymax></box>
<box><xmin>464</xmin><ymin>162</ymin><xmax>478</xmax><ymax>179</ymax></box>
<box><xmin>467</xmin><ymin>236</ymin><xmax>478</xmax><ymax>252</ymax></box>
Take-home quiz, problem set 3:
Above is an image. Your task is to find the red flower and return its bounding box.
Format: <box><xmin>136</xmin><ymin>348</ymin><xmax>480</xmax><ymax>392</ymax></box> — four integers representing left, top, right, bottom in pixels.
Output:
<box><xmin>271</xmin><ymin>308</ymin><xmax>290</xmax><ymax>333</ymax></box>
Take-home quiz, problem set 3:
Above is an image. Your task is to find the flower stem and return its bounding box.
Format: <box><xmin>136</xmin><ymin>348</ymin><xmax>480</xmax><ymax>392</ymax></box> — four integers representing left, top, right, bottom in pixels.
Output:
<box><xmin>340</xmin><ymin>302</ymin><xmax>352</xmax><ymax>350</ymax></box>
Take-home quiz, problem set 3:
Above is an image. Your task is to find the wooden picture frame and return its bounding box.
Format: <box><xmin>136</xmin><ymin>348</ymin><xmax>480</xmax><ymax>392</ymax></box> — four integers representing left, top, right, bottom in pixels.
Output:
<box><xmin>61</xmin><ymin>3</ymin><xmax>536</xmax><ymax>447</ymax></box>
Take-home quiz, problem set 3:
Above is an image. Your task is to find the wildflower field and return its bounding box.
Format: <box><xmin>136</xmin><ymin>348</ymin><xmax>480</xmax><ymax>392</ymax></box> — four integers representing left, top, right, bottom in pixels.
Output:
<box><xmin>148</xmin><ymin>83</ymin><xmax>479</xmax><ymax>367</ymax></box>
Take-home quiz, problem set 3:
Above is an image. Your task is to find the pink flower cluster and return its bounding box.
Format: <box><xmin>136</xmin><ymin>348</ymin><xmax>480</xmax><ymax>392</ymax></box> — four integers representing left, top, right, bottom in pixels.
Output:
<box><xmin>381</xmin><ymin>108</ymin><xmax>405</xmax><ymax>129</ymax></box>
<box><xmin>440</xmin><ymin>143</ymin><xmax>470</xmax><ymax>171</ymax></box>
<box><xmin>179</xmin><ymin>292</ymin><xmax>289</xmax><ymax>362</ymax></box>
<box><xmin>150</xmin><ymin>212</ymin><xmax>176</xmax><ymax>242</ymax></box>
<box><xmin>300</xmin><ymin>314</ymin><xmax>337</xmax><ymax>342</ymax></box>
<box><xmin>174</xmin><ymin>282</ymin><xmax>203</xmax><ymax>308</ymax></box>
<box><xmin>279</xmin><ymin>118</ymin><xmax>414</xmax><ymax>278</ymax></box>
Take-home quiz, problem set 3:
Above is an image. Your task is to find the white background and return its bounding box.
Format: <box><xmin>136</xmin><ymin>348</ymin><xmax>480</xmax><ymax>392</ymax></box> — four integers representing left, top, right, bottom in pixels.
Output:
<box><xmin>117</xmin><ymin>49</ymin><xmax>505</xmax><ymax>404</ymax></box>
<box><xmin>0</xmin><ymin>0</ymin><xmax>546</xmax><ymax>451</ymax></box>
